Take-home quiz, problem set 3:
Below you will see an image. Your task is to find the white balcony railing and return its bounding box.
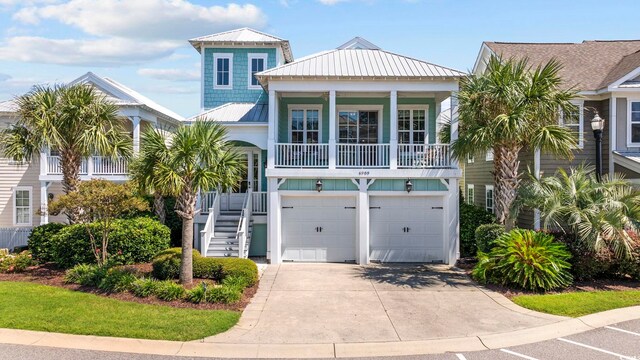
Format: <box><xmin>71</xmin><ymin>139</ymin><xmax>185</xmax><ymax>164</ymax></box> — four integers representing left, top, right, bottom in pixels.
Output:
<box><xmin>275</xmin><ymin>143</ymin><xmax>329</xmax><ymax>168</ymax></box>
<box><xmin>45</xmin><ymin>156</ymin><xmax>128</xmax><ymax>176</ymax></box>
<box><xmin>252</xmin><ymin>191</ymin><xmax>267</xmax><ymax>214</ymax></box>
<box><xmin>397</xmin><ymin>144</ymin><xmax>451</xmax><ymax>168</ymax></box>
<box><xmin>337</xmin><ymin>144</ymin><xmax>389</xmax><ymax>168</ymax></box>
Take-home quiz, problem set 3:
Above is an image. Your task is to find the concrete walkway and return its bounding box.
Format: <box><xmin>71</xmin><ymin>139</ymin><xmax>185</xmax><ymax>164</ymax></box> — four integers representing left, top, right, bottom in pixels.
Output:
<box><xmin>205</xmin><ymin>263</ymin><xmax>565</xmax><ymax>344</ymax></box>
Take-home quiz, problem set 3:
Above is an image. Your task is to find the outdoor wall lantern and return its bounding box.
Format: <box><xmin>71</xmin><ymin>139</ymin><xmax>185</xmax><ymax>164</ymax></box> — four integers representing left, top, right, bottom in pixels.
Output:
<box><xmin>591</xmin><ymin>112</ymin><xmax>605</xmax><ymax>182</ymax></box>
<box><xmin>405</xmin><ymin>179</ymin><xmax>413</xmax><ymax>193</ymax></box>
<box><xmin>48</xmin><ymin>193</ymin><xmax>54</xmax><ymax>201</ymax></box>
<box><xmin>316</xmin><ymin>179</ymin><xmax>323</xmax><ymax>192</ymax></box>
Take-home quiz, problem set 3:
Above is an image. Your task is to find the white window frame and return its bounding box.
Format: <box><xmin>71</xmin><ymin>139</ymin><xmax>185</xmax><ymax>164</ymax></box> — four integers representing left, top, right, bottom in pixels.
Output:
<box><xmin>559</xmin><ymin>100</ymin><xmax>584</xmax><ymax>149</ymax></box>
<box><xmin>397</xmin><ymin>105</ymin><xmax>429</xmax><ymax>145</ymax></box>
<box><xmin>288</xmin><ymin>105</ymin><xmax>323</xmax><ymax>143</ymax></box>
<box><xmin>467</xmin><ymin>184</ymin><xmax>475</xmax><ymax>205</ymax></box>
<box><xmin>467</xmin><ymin>154</ymin><xmax>474</xmax><ymax>163</ymax></box>
<box><xmin>485</xmin><ymin>149</ymin><xmax>494</xmax><ymax>161</ymax></box>
<box><xmin>213</xmin><ymin>53</ymin><xmax>233</xmax><ymax>90</ymax></box>
<box><xmin>13</xmin><ymin>186</ymin><xmax>32</xmax><ymax>226</ymax></box>
<box><xmin>248</xmin><ymin>53</ymin><xmax>268</xmax><ymax>90</ymax></box>
<box><xmin>335</xmin><ymin>105</ymin><xmax>383</xmax><ymax>143</ymax></box>
<box><xmin>627</xmin><ymin>99</ymin><xmax>640</xmax><ymax>147</ymax></box>
<box><xmin>485</xmin><ymin>185</ymin><xmax>494</xmax><ymax>214</ymax></box>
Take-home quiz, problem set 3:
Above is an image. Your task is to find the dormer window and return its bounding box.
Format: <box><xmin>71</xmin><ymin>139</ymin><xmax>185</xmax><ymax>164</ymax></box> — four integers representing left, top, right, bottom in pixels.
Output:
<box><xmin>248</xmin><ymin>53</ymin><xmax>267</xmax><ymax>89</ymax></box>
<box><xmin>213</xmin><ymin>53</ymin><xmax>233</xmax><ymax>89</ymax></box>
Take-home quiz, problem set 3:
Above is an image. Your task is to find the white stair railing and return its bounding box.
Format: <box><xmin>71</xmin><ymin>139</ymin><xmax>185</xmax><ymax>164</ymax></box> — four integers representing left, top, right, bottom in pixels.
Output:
<box><xmin>252</xmin><ymin>191</ymin><xmax>267</xmax><ymax>214</ymax></box>
<box><xmin>236</xmin><ymin>189</ymin><xmax>252</xmax><ymax>259</ymax></box>
<box><xmin>199</xmin><ymin>191</ymin><xmax>220</xmax><ymax>255</ymax></box>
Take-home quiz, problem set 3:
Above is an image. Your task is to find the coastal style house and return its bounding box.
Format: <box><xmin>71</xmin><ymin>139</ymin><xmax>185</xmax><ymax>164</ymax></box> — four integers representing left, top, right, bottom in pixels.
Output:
<box><xmin>190</xmin><ymin>28</ymin><xmax>464</xmax><ymax>264</ymax></box>
<box><xmin>466</xmin><ymin>40</ymin><xmax>640</xmax><ymax>228</ymax></box>
<box><xmin>0</xmin><ymin>72</ymin><xmax>183</xmax><ymax>248</ymax></box>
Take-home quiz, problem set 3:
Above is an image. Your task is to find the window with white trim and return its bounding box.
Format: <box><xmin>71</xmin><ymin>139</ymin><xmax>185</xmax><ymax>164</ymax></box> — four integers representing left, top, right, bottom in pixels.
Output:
<box><xmin>13</xmin><ymin>186</ymin><xmax>32</xmax><ymax>226</ymax></box>
<box><xmin>248</xmin><ymin>53</ymin><xmax>267</xmax><ymax>89</ymax></box>
<box><xmin>486</xmin><ymin>149</ymin><xmax>494</xmax><ymax>161</ymax></box>
<box><xmin>213</xmin><ymin>54</ymin><xmax>233</xmax><ymax>89</ymax></box>
<box><xmin>485</xmin><ymin>185</ymin><xmax>494</xmax><ymax>214</ymax></box>
<box><xmin>467</xmin><ymin>154</ymin><xmax>474</xmax><ymax>163</ymax></box>
<box><xmin>397</xmin><ymin>107</ymin><xmax>428</xmax><ymax>145</ymax></box>
<box><xmin>467</xmin><ymin>184</ymin><xmax>475</xmax><ymax>205</ymax></box>
<box><xmin>559</xmin><ymin>102</ymin><xmax>584</xmax><ymax>148</ymax></box>
<box><xmin>629</xmin><ymin>101</ymin><xmax>640</xmax><ymax>145</ymax></box>
<box><xmin>290</xmin><ymin>107</ymin><xmax>321</xmax><ymax>144</ymax></box>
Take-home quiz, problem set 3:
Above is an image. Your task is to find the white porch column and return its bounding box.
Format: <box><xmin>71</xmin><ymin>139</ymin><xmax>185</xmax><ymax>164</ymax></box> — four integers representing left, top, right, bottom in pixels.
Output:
<box><xmin>450</xmin><ymin>95</ymin><xmax>459</xmax><ymax>168</ymax></box>
<box><xmin>247</xmin><ymin>151</ymin><xmax>254</xmax><ymax>191</ymax></box>
<box><xmin>267</xmin><ymin>178</ymin><xmax>281</xmax><ymax>264</ymax></box>
<box><xmin>132</xmin><ymin>116</ymin><xmax>141</xmax><ymax>155</ymax></box>
<box><xmin>357</xmin><ymin>178</ymin><xmax>370</xmax><ymax>264</ymax></box>
<box><xmin>87</xmin><ymin>155</ymin><xmax>94</xmax><ymax>176</ymax></box>
<box><xmin>267</xmin><ymin>90</ymin><xmax>276</xmax><ymax>169</ymax></box>
<box><xmin>533</xmin><ymin>148</ymin><xmax>541</xmax><ymax>230</ymax></box>
<box><xmin>39</xmin><ymin>150</ymin><xmax>47</xmax><ymax>176</ymax></box>
<box><xmin>328</xmin><ymin>90</ymin><xmax>337</xmax><ymax>169</ymax></box>
<box><xmin>40</xmin><ymin>181</ymin><xmax>49</xmax><ymax>225</ymax></box>
<box><xmin>610</xmin><ymin>96</ymin><xmax>617</xmax><ymax>177</ymax></box>
<box><xmin>389</xmin><ymin>91</ymin><xmax>398</xmax><ymax>169</ymax></box>
<box><xmin>447</xmin><ymin>178</ymin><xmax>460</xmax><ymax>264</ymax></box>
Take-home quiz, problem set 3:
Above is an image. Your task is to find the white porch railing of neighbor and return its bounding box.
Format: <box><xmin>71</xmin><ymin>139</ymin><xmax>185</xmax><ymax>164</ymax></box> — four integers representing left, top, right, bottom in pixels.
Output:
<box><xmin>275</xmin><ymin>143</ymin><xmax>329</xmax><ymax>168</ymax></box>
<box><xmin>397</xmin><ymin>144</ymin><xmax>451</xmax><ymax>168</ymax></box>
<box><xmin>46</xmin><ymin>156</ymin><xmax>127</xmax><ymax>175</ymax></box>
<box><xmin>336</xmin><ymin>144</ymin><xmax>389</xmax><ymax>168</ymax></box>
<box><xmin>200</xmin><ymin>191</ymin><xmax>217</xmax><ymax>215</ymax></box>
<box><xmin>199</xmin><ymin>191</ymin><xmax>220</xmax><ymax>255</ymax></box>
<box><xmin>252</xmin><ymin>191</ymin><xmax>267</xmax><ymax>214</ymax></box>
<box><xmin>0</xmin><ymin>228</ymin><xmax>32</xmax><ymax>250</ymax></box>
<box><xmin>237</xmin><ymin>190</ymin><xmax>252</xmax><ymax>259</ymax></box>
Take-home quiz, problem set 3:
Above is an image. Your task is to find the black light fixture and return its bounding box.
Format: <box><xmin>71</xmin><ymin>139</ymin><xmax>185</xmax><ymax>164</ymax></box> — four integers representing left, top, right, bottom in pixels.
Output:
<box><xmin>316</xmin><ymin>179</ymin><xmax>323</xmax><ymax>192</ymax></box>
<box><xmin>47</xmin><ymin>193</ymin><xmax>54</xmax><ymax>201</ymax></box>
<box><xmin>591</xmin><ymin>112</ymin><xmax>605</xmax><ymax>182</ymax></box>
<box><xmin>405</xmin><ymin>179</ymin><xmax>413</xmax><ymax>193</ymax></box>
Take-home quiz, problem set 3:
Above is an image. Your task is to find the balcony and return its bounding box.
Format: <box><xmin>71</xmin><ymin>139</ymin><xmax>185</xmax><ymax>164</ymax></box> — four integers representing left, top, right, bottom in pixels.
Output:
<box><xmin>273</xmin><ymin>143</ymin><xmax>452</xmax><ymax>169</ymax></box>
<box><xmin>44</xmin><ymin>156</ymin><xmax>129</xmax><ymax>176</ymax></box>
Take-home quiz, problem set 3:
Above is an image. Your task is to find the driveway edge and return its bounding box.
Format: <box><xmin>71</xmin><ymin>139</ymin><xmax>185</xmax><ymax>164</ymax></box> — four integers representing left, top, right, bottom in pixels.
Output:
<box><xmin>0</xmin><ymin>305</ymin><xmax>639</xmax><ymax>358</ymax></box>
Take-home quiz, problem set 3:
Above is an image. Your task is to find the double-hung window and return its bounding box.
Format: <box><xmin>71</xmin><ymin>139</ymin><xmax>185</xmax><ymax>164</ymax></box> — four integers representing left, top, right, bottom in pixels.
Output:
<box><xmin>467</xmin><ymin>184</ymin><xmax>475</xmax><ymax>205</ymax></box>
<box><xmin>290</xmin><ymin>107</ymin><xmax>321</xmax><ymax>144</ymax></box>
<box><xmin>213</xmin><ymin>54</ymin><xmax>233</xmax><ymax>89</ymax></box>
<box><xmin>629</xmin><ymin>100</ymin><xmax>640</xmax><ymax>146</ymax></box>
<box><xmin>485</xmin><ymin>185</ymin><xmax>494</xmax><ymax>214</ymax></box>
<box><xmin>13</xmin><ymin>186</ymin><xmax>32</xmax><ymax>226</ymax></box>
<box><xmin>398</xmin><ymin>107</ymin><xmax>428</xmax><ymax>145</ymax></box>
<box><xmin>559</xmin><ymin>101</ymin><xmax>584</xmax><ymax>148</ymax></box>
<box><xmin>248</xmin><ymin>53</ymin><xmax>267</xmax><ymax>89</ymax></box>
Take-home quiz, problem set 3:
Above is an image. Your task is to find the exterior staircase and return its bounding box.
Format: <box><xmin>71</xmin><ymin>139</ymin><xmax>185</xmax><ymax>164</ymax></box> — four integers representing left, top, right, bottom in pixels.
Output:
<box><xmin>200</xmin><ymin>190</ymin><xmax>254</xmax><ymax>259</ymax></box>
<box><xmin>206</xmin><ymin>210</ymin><xmax>252</xmax><ymax>258</ymax></box>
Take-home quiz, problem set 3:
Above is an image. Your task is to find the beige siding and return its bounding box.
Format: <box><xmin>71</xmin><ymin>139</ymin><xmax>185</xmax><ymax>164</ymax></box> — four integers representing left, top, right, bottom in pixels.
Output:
<box><xmin>463</xmin><ymin>152</ymin><xmax>494</xmax><ymax>210</ymax></box>
<box><xmin>614</xmin><ymin>164</ymin><xmax>640</xmax><ymax>179</ymax></box>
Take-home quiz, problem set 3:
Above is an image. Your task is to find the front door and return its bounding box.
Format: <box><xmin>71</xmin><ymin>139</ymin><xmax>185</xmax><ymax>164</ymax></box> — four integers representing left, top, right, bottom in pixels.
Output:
<box><xmin>338</xmin><ymin>110</ymin><xmax>379</xmax><ymax>166</ymax></box>
<box><xmin>224</xmin><ymin>151</ymin><xmax>260</xmax><ymax>211</ymax></box>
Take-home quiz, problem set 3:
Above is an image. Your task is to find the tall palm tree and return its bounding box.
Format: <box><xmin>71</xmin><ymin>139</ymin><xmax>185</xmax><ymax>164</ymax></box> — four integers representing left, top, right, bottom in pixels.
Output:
<box><xmin>513</xmin><ymin>165</ymin><xmax>640</xmax><ymax>258</ymax></box>
<box><xmin>452</xmin><ymin>55</ymin><xmax>578</xmax><ymax>225</ymax></box>
<box><xmin>0</xmin><ymin>84</ymin><xmax>132</xmax><ymax>222</ymax></box>
<box><xmin>130</xmin><ymin>120</ymin><xmax>244</xmax><ymax>285</ymax></box>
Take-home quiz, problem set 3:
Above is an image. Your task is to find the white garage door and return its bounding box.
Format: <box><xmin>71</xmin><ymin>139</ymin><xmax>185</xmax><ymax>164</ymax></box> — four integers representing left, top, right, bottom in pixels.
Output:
<box><xmin>370</xmin><ymin>196</ymin><xmax>444</xmax><ymax>262</ymax></box>
<box><xmin>281</xmin><ymin>196</ymin><xmax>357</xmax><ymax>262</ymax></box>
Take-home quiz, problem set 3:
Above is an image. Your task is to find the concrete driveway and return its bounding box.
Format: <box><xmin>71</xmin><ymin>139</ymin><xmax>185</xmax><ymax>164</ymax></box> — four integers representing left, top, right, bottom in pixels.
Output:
<box><xmin>206</xmin><ymin>263</ymin><xmax>565</xmax><ymax>344</ymax></box>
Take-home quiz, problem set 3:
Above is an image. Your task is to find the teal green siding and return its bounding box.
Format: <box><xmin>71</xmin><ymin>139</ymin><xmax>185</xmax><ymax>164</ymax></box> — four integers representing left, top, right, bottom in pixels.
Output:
<box><xmin>249</xmin><ymin>223</ymin><xmax>267</xmax><ymax>257</ymax></box>
<box><xmin>368</xmin><ymin>179</ymin><xmax>447</xmax><ymax>191</ymax></box>
<box><xmin>279</xmin><ymin>179</ymin><xmax>358</xmax><ymax>191</ymax></box>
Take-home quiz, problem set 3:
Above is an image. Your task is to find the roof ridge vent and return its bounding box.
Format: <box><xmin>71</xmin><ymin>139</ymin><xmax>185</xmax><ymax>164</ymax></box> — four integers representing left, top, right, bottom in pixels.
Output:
<box><xmin>337</xmin><ymin>37</ymin><xmax>381</xmax><ymax>50</ymax></box>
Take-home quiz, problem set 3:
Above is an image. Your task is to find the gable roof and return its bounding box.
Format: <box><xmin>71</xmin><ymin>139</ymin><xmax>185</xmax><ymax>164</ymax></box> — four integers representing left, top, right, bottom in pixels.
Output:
<box><xmin>189</xmin><ymin>102</ymin><xmax>268</xmax><ymax>124</ymax></box>
<box><xmin>337</xmin><ymin>37</ymin><xmax>381</xmax><ymax>50</ymax></box>
<box><xmin>483</xmin><ymin>40</ymin><xmax>640</xmax><ymax>91</ymax></box>
<box><xmin>189</xmin><ymin>27</ymin><xmax>293</xmax><ymax>63</ymax></box>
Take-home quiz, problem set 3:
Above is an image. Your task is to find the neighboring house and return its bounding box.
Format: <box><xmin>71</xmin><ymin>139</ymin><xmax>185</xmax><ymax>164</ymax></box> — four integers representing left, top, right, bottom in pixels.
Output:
<box><xmin>190</xmin><ymin>28</ymin><xmax>464</xmax><ymax>264</ymax></box>
<box><xmin>0</xmin><ymin>72</ymin><xmax>183</xmax><ymax>249</ymax></box>
<box><xmin>465</xmin><ymin>40</ymin><xmax>640</xmax><ymax>228</ymax></box>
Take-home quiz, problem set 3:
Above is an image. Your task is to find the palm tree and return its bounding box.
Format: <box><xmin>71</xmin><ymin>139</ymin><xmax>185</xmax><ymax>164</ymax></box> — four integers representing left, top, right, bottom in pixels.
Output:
<box><xmin>0</xmin><ymin>84</ymin><xmax>132</xmax><ymax>222</ymax></box>
<box><xmin>513</xmin><ymin>165</ymin><xmax>640</xmax><ymax>258</ymax></box>
<box><xmin>452</xmin><ymin>55</ymin><xmax>578</xmax><ymax>226</ymax></box>
<box><xmin>130</xmin><ymin>120</ymin><xmax>244</xmax><ymax>285</ymax></box>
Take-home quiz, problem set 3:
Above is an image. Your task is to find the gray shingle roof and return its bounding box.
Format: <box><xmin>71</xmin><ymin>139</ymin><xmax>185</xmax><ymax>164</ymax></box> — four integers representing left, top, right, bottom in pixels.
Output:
<box><xmin>189</xmin><ymin>28</ymin><xmax>293</xmax><ymax>63</ymax></box>
<box><xmin>484</xmin><ymin>40</ymin><xmax>640</xmax><ymax>91</ymax></box>
<box><xmin>190</xmin><ymin>103</ymin><xmax>268</xmax><ymax>123</ymax></box>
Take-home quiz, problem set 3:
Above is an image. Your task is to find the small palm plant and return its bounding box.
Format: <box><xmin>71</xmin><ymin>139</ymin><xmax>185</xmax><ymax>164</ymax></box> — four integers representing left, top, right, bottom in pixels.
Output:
<box><xmin>513</xmin><ymin>165</ymin><xmax>640</xmax><ymax>258</ymax></box>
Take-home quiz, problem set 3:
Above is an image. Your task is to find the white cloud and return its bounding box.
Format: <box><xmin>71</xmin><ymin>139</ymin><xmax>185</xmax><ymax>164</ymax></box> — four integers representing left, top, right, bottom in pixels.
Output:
<box><xmin>138</xmin><ymin>68</ymin><xmax>199</xmax><ymax>82</ymax></box>
<box><xmin>145</xmin><ymin>85</ymin><xmax>198</xmax><ymax>94</ymax></box>
<box><xmin>317</xmin><ymin>0</ymin><xmax>348</xmax><ymax>4</ymax></box>
<box><xmin>0</xmin><ymin>36</ymin><xmax>179</xmax><ymax>66</ymax></box>
<box><xmin>13</xmin><ymin>1</ymin><xmax>267</xmax><ymax>41</ymax></box>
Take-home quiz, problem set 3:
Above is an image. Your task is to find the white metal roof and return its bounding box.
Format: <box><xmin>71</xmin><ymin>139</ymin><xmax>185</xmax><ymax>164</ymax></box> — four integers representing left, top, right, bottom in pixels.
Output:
<box><xmin>189</xmin><ymin>28</ymin><xmax>293</xmax><ymax>63</ymax></box>
<box><xmin>257</xmin><ymin>48</ymin><xmax>465</xmax><ymax>80</ymax></box>
<box><xmin>189</xmin><ymin>102</ymin><xmax>268</xmax><ymax>123</ymax></box>
<box><xmin>0</xmin><ymin>99</ymin><xmax>18</xmax><ymax>113</ymax></box>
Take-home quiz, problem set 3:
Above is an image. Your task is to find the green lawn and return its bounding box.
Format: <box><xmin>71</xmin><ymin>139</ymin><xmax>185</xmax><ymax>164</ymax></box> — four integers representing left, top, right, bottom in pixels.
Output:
<box><xmin>0</xmin><ymin>281</ymin><xmax>240</xmax><ymax>341</ymax></box>
<box><xmin>513</xmin><ymin>290</ymin><xmax>640</xmax><ymax>317</ymax></box>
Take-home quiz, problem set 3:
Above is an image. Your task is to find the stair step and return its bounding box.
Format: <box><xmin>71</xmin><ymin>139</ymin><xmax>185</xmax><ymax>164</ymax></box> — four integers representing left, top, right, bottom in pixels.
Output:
<box><xmin>207</xmin><ymin>251</ymin><xmax>239</xmax><ymax>257</ymax></box>
<box><xmin>208</xmin><ymin>245</ymin><xmax>239</xmax><ymax>251</ymax></box>
<box><xmin>213</xmin><ymin>233</ymin><xmax>237</xmax><ymax>238</ymax></box>
<box><xmin>210</xmin><ymin>238</ymin><xmax>238</xmax><ymax>244</ymax></box>
<box><xmin>217</xmin><ymin>215</ymin><xmax>240</xmax><ymax>221</ymax></box>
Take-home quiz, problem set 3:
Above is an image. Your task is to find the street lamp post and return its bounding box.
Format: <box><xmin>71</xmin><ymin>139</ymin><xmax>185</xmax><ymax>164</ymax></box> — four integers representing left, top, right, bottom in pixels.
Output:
<box><xmin>591</xmin><ymin>112</ymin><xmax>605</xmax><ymax>182</ymax></box>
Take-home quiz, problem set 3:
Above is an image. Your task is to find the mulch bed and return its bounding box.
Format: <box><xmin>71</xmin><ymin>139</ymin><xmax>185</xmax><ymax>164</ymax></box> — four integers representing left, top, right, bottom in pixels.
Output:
<box><xmin>0</xmin><ymin>263</ymin><xmax>257</xmax><ymax>311</ymax></box>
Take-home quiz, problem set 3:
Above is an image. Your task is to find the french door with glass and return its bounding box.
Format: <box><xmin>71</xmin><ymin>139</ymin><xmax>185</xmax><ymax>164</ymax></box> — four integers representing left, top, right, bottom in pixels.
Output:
<box><xmin>338</xmin><ymin>110</ymin><xmax>380</xmax><ymax>167</ymax></box>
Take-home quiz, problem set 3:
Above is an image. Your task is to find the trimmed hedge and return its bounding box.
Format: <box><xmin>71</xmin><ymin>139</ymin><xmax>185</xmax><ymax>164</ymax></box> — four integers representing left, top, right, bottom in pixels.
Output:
<box><xmin>28</xmin><ymin>223</ymin><xmax>66</xmax><ymax>263</ymax></box>
<box><xmin>460</xmin><ymin>202</ymin><xmax>496</xmax><ymax>257</ymax></box>
<box><xmin>51</xmin><ymin>217</ymin><xmax>170</xmax><ymax>269</ymax></box>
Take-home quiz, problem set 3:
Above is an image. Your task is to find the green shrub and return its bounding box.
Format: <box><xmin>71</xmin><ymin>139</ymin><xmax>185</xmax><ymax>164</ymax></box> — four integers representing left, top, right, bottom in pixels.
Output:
<box><xmin>51</xmin><ymin>217</ymin><xmax>170</xmax><ymax>268</ymax></box>
<box><xmin>460</xmin><ymin>202</ymin><xmax>496</xmax><ymax>257</ymax></box>
<box><xmin>28</xmin><ymin>223</ymin><xmax>66</xmax><ymax>263</ymax></box>
<box><xmin>64</xmin><ymin>264</ymin><xmax>109</xmax><ymax>287</ymax></box>
<box><xmin>130</xmin><ymin>278</ymin><xmax>159</xmax><ymax>297</ymax></box>
<box><xmin>98</xmin><ymin>267</ymin><xmax>138</xmax><ymax>293</ymax></box>
<box><xmin>222</xmin><ymin>275</ymin><xmax>249</xmax><ymax>290</ymax></box>
<box><xmin>206</xmin><ymin>285</ymin><xmax>242</xmax><ymax>304</ymax></box>
<box><xmin>473</xmin><ymin>229</ymin><xmax>573</xmax><ymax>291</ymax></box>
<box><xmin>185</xmin><ymin>282</ymin><xmax>209</xmax><ymax>304</ymax></box>
<box><xmin>0</xmin><ymin>251</ymin><xmax>35</xmax><ymax>273</ymax></box>
<box><xmin>153</xmin><ymin>280</ymin><xmax>185</xmax><ymax>301</ymax></box>
<box><xmin>475</xmin><ymin>224</ymin><xmax>505</xmax><ymax>253</ymax></box>
<box><xmin>193</xmin><ymin>256</ymin><xmax>223</xmax><ymax>279</ymax></box>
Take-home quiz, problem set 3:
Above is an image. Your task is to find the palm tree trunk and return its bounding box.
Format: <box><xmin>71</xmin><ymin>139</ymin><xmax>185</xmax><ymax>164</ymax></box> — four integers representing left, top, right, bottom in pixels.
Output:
<box><xmin>60</xmin><ymin>150</ymin><xmax>83</xmax><ymax>224</ymax></box>
<box><xmin>177</xmin><ymin>187</ymin><xmax>197</xmax><ymax>286</ymax></box>
<box><xmin>494</xmin><ymin>145</ymin><xmax>521</xmax><ymax>228</ymax></box>
<box><xmin>153</xmin><ymin>193</ymin><xmax>166</xmax><ymax>224</ymax></box>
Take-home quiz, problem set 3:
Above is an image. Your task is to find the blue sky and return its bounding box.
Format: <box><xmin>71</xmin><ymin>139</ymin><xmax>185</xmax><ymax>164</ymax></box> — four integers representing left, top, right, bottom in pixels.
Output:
<box><xmin>0</xmin><ymin>0</ymin><xmax>639</xmax><ymax>118</ymax></box>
